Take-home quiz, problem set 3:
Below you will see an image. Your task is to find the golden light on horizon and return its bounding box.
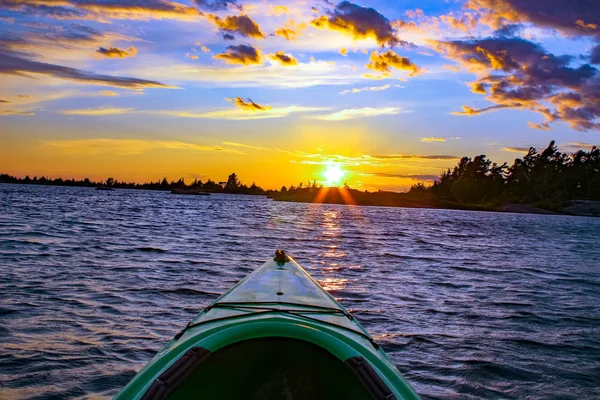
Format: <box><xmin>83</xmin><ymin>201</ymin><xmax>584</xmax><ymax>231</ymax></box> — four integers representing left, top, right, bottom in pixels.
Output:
<box><xmin>322</xmin><ymin>163</ymin><xmax>346</xmax><ymax>186</ymax></box>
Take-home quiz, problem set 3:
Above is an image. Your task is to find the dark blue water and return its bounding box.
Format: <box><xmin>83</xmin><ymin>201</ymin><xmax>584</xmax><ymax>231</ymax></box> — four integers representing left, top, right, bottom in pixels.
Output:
<box><xmin>1</xmin><ymin>184</ymin><xmax>599</xmax><ymax>399</ymax></box>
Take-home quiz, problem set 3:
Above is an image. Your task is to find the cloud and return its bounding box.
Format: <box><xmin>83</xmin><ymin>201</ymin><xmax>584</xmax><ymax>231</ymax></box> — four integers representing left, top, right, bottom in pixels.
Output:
<box><xmin>434</xmin><ymin>37</ymin><xmax>600</xmax><ymax>130</ymax></box>
<box><xmin>470</xmin><ymin>81</ymin><xmax>488</xmax><ymax>94</ymax></box>
<box><xmin>269</xmin><ymin>51</ymin><xmax>298</xmax><ymax>66</ymax></box>
<box><xmin>0</xmin><ymin>109</ymin><xmax>35</xmax><ymax>116</ymax></box>
<box><xmin>366</xmin><ymin>172</ymin><xmax>439</xmax><ymax>181</ymax></box>
<box><xmin>528</xmin><ymin>121</ymin><xmax>552</xmax><ymax>131</ymax></box>
<box><xmin>0</xmin><ymin>23</ymin><xmax>143</xmax><ymax>60</ymax></box>
<box><xmin>274</xmin><ymin>27</ymin><xmax>297</xmax><ymax>40</ymax></box>
<box><xmin>466</xmin><ymin>0</ymin><xmax>600</xmax><ymax>38</ymax></box>
<box><xmin>1</xmin><ymin>0</ymin><xmax>202</xmax><ymax>22</ymax></box>
<box><xmin>157</xmin><ymin>106</ymin><xmax>327</xmax><ymax>120</ymax></box>
<box><xmin>193</xmin><ymin>0</ymin><xmax>239</xmax><ymax>11</ymax></box>
<box><xmin>96</xmin><ymin>46</ymin><xmax>137</xmax><ymax>58</ymax></box>
<box><xmin>24</xmin><ymin>103</ymin><xmax>325</xmax><ymax>120</ymax></box>
<box><xmin>373</xmin><ymin>154</ymin><xmax>460</xmax><ymax>160</ymax></box>
<box><xmin>213</xmin><ymin>44</ymin><xmax>262</xmax><ymax>65</ymax></box>
<box><xmin>0</xmin><ymin>99</ymin><xmax>9</xmax><ymax>103</ymax></box>
<box><xmin>312</xmin><ymin>106</ymin><xmax>407</xmax><ymax>121</ymax></box>
<box><xmin>340</xmin><ymin>47</ymin><xmax>348</xmax><ymax>56</ymax></box>
<box><xmin>0</xmin><ymin>51</ymin><xmax>175</xmax><ymax>90</ymax></box>
<box><xmin>269</xmin><ymin>5</ymin><xmax>289</xmax><ymax>16</ymax></box>
<box><xmin>311</xmin><ymin>1</ymin><xmax>404</xmax><ymax>47</ymax></box>
<box><xmin>450</xmin><ymin>104</ymin><xmax>516</xmax><ymax>116</ymax></box>
<box><xmin>502</xmin><ymin>147</ymin><xmax>532</xmax><ymax>153</ymax></box>
<box><xmin>421</xmin><ymin>137</ymin><xmax>446</xmax><ymax>143</ymax></box>
<box><xmin>339</xmin><ymin>83</ymin><xmax>401</xmax><ymax>94</ymax></box>
<box><xmin>366</xmin><ymin>50</ymin><xmax>420</xmax><ymax>77</ymax></box>
<box><xmin>592</xmin><ymin>45</ymin><xmax>600</xmax><ymax>64</ymax></box>
<box><xmin>132</xmin><ymin>58</ymin><xmax>362</xmax><ymax>88</ymax></box>
<box><xmin>562</xmin><ymin>142</ymin><xmax>599</xmax><ymax>151</ymax></box>
<box><xmin>393</xmin><ymin>9</ymin><xmax>480</xmax><ymax>39</ymax></box>
<box><xmin>206</xmin><ymin>14</ymin><xmax>265</xmax><ymax>39</ymax></box>
<box><xmin>283</xmin><ymin>151</ymin><xmax>461</xmax><ymax>168</ymax></box>
<box><xmin>61</xmin><ymin>107</ymin><xmax>134</xmax><ymax>116</ymax></box>
<box><xmin>439</xmin><ymin>12</ymin><xmax>478</xmax><ymax>33</ymax></box>
<box><xmin>99</xmin><ymin>90</ymin><xmax>118</xmax><ymax>96</ymax></box>
<box><xmin>43</xmin><ymin>138</ymin><xmax>244</xmax><ymax>156</ymax></box>
<box><xmin>222</xmin><ymin>141</ymin><xmax>271</xmax><ymax>151</ymax></box>
<box><xmin>227</xmin><ymin>97</ymin><xmax>271</xmax><ymax>111</ymax></box>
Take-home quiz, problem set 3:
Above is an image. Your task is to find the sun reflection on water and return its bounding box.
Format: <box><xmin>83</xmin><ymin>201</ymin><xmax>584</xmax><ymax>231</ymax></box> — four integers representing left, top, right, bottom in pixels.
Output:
<box><xmin>318</xmin><ymin>277</ymin><xmax>349</xmax><ymax>292</ymax></box>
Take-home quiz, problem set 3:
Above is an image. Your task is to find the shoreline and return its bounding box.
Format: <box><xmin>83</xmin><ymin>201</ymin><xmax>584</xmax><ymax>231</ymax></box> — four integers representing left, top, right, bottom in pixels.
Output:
<box><xmin>2</xmin><ymin>181</ymin><xmax>599</xmax><ymax>217</ymax></box>
<box><xmin>270</xmin><ymin>195</ymin><xmax>600</xmax><ymax>218</ymax></box>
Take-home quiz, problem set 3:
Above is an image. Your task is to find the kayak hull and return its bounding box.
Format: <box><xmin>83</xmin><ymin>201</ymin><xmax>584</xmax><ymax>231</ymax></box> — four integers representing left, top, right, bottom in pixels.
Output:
<box><xmin>115</xmin><ymin>255</ymin><xmax>420</xmax><ymax>400</ymax></box>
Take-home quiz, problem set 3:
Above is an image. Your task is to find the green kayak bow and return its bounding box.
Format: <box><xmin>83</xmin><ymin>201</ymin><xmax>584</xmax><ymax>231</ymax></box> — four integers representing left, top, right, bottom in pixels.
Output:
<box><xmin>115</xmin><ymin>251</ymin><xmax>420</xmax><ymax>400</ymax></box>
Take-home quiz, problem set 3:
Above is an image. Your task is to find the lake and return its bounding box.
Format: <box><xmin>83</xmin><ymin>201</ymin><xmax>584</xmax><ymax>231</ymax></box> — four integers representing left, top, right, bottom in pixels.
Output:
<box><xmin>1</xmin><ymin>184</ymin><xmax>599</xmax><ymax>399</ymax></box>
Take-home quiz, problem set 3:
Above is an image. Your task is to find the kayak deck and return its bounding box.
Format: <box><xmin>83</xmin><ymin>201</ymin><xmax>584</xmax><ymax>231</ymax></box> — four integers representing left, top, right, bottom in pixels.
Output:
<box><xmin>115</xmin><ymin>252</ymin><xmax>420</xmax><ymax>400</ymax></box>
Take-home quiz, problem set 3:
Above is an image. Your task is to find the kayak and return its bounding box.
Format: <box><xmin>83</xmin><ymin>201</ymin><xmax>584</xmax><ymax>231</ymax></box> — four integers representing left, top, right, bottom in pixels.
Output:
<box><xmin>115</xmin><ymin>251</ymin><xmax>420</xmax><ymax>400</ymax></box>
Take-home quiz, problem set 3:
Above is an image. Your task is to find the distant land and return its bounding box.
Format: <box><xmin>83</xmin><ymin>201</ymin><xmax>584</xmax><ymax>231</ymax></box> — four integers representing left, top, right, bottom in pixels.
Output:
<box><xmin>2</xmin><ymin>141</ymin><xmax>599</xmax><ymax>217</ymax></box>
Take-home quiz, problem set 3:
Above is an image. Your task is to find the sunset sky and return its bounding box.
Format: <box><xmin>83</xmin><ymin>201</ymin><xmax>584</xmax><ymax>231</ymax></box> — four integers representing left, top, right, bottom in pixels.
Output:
<box><xmin>1</xmin><ymin>0</ymin><xmax>599</xmax><ymax>191</ymax></box>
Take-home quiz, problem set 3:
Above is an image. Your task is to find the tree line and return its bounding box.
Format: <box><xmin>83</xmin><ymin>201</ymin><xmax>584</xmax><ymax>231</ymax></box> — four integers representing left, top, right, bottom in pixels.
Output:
<box><xmin>411</xmin><ymin>140</ymin><xmax>599</xmax><ymax>207</ymax></box>
<box><xmin>0</xmin><ymin>172</ymin><xmax>267</xmax><ymax>195</ymax></box>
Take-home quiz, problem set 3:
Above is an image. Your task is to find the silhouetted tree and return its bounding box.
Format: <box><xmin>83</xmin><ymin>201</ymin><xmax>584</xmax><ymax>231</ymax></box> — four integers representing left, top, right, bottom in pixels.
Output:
<box><xmin>430</xmin><ymin>140</ymin><xmax>599</xmax><ymax>206</ymax></box>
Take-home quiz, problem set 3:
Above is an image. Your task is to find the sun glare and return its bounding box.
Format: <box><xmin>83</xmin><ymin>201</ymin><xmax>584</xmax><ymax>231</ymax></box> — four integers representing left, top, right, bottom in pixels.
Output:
<box><xmin>323</xmin><ymin>163</ymin><xmax>346</xmax><ymax>186</ymax></box>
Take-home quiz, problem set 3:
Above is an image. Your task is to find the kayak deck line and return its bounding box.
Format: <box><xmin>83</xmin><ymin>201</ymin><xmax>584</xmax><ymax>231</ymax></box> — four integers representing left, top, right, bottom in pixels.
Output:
<box><xmin>207</xmin><ymin>301</ymin><xmax>355</xmax><ymax>317</ymax></box>
<box><xmin>175</xmin><ymin>301</ymin><xmax>380</xmax><ymax>349</ymax></box>
<box><xmin>115</xmin><ymin>251</ymin><xmax>421</xmax><ymax>400</ymax></box>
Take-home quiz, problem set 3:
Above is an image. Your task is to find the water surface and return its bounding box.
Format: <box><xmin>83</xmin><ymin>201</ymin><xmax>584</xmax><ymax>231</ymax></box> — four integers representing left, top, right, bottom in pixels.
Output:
<box><xmin>1</xmin><ymin>184</ymin><xmax>599</xmax><ymax>399</ymax></box>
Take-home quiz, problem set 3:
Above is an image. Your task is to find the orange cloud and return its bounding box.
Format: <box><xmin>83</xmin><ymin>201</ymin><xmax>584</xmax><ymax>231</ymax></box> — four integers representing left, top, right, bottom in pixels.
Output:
<box><xmin>274</xmin><ymin>27</ymin><xmax>296</xmax><ymax>40</ymax></box>
<box><xmin>96</xmin><ymin>46</ymin><xmax>137</xmax><ymax>58</ymax></box>
<box><xmin>466</xmin><ymin>0</ymin><xmax>600</xmax><ymax>38</ymax></box>
<box><xmin>575</xmin><ymin>19</ymin><xmax>598</xmax><ymax>30</ymax></box>
<box><xmin>470</xmin><ymin>81</ymin><xmax>488</xmax><ymax>94</ymax></box>
<box><xmin>227</xmin><ymin>97</ymin><xmax>271</xmax><ymax>111</ymax></box>
<box><xmin>503</xmin><ymin>147</ymin><xmax>532</xmax><ymax>153</ymax></box>
<box><xmin>269</xmin><ymin>51</ymin><xmax>298</xmax><ymax>66</ymax></box>
<box><xmin>366</xmin><ymin>50</ymin><xmax>420</xmax><ymax>77</ymax></box>
<box><xmin>527</xmin><ymin>122</ymin><xmax>552</xmax><ymax>130</ymax></box>
<box><xmin>213</xmin><ymin>44</ymin><xmax>262</xmax><ymax>65</ymax></box>
<box><xmin>61</xmin><ymin>107</ymin><xmax>133</xmax><ymax>116</ymax></box>
<box><xmin>270</xmin><ymin>5</ymin><xmax>289</xmax><ymax>16</ymax></box>
<box><xmin>311</xmin><ymin>1</ymin><xmax>405</xmax><ymax>47</ymax></box>
<box><xmin>99</xmin><ymin>90</ymin><xmax>118</xmax><ymax>96</ymax></box>
<box><xmin>439</xmin><ymin>12</ymin><xmax>477</xmax><ymax>32</ymax></box>
<box><xmin>0</xmin><ymin>109</ymin><xmax>35</xmax><ymax>116</ymax></box>
<box><xmin>435</xmin><ymin>36</ymin><xmax>600</xmax><ymax>130</ymax></box>
<box><xmin>206</xmin><ymin>14</ymin><xmax>265</xmax><ymax>39</ymax></box>
<box><xmin>450</xmin><ymin>105</ymin><xmax>515</xmax><ymax>116</ymax></box>
<box><xmin>3</xmin><ymin>0</ymin><xmax>202</xmax><ymax>22</ymax></box>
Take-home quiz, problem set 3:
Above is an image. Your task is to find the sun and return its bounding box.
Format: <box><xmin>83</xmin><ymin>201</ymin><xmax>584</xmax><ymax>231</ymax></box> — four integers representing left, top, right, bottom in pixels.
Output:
<box><xmin>322</xmin><ymin>163</ymin><xmax>346</xmax><ymax>186</ymax></box>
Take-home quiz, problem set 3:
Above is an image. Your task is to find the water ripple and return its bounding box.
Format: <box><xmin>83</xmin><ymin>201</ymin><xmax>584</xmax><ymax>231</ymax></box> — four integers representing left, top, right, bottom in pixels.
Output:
<box><xmin>1</xmin><ymin>184</ymin><xmax>600</xmax><ymax>399</ymax></box>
